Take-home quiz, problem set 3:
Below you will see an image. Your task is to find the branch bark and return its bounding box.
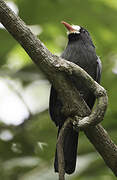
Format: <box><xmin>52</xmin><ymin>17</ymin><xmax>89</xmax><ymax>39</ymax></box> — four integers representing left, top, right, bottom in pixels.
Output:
<box><xmin>0</xmin><ymin>0</ymin><xmax>117</xmax><ymax>178</ymax></box>
<box><xmin>56</xmin><ymin>119</ymin><xmax>71</xmax><ymax>180</ymax></box>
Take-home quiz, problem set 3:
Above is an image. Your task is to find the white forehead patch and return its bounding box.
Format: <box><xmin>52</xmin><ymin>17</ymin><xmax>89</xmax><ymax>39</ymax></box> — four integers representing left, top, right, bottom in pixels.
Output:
<box><xmin>71</xmin><ymin>25</ymin><xmax>81</xmax><ymax>33</ymax></box>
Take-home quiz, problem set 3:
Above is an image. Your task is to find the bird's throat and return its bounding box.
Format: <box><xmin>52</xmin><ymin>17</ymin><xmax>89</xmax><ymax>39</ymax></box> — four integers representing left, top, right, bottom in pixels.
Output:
<box><xmin>68</xmin><ymin>33</ymin><xmax>80</xmax><ymax>42</ymax></box>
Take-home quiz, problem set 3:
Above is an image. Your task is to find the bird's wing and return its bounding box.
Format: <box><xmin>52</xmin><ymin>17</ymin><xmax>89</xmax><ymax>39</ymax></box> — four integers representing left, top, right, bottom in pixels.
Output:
<box><xmin>96</xmin><ymin>57</ymin><xmax>102</xmax><ymax>83</ymax></box>
<box><xmin>49</xmin><ymin>86</ymin><xmax>64</xmax><ymax>126</ymax></box>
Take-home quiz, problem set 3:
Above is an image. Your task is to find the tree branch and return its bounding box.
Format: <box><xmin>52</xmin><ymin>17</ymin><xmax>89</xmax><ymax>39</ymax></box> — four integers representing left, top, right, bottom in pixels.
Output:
<box><xmin>56</xmin><ymin>119</ymin><xmax>71</xmax><ymax>180</ymax></box>
<box><xmin>55</xmin><ymin>60</ymin><xmax>108</xmax><ymax>130</ymax></box>
<box><xmin>0</xmin><ymin>0</ymin><xmax>117</xmax><ymax>177</ymax></box>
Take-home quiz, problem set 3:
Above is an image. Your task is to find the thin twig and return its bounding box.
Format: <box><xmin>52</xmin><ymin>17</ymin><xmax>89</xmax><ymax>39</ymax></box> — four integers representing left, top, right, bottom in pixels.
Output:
<box><xmin>57</xmin><ymin>118</ymin><xmax>71</xmax><ymax>180</ymax></box>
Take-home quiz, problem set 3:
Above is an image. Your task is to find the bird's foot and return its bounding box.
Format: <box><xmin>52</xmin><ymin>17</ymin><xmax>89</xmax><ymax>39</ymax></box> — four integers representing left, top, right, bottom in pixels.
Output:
<box><xmin>72</xmin><ymin>116</ymin><xmax>82</xmax><ymax>131</ymax></box>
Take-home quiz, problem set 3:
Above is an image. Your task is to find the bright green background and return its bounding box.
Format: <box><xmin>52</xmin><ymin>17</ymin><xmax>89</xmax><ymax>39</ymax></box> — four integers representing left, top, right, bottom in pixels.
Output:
<box><xmin>0</xmin><ymin>0</ymin><xmax>117</xmax><ymax>179</ymax></box>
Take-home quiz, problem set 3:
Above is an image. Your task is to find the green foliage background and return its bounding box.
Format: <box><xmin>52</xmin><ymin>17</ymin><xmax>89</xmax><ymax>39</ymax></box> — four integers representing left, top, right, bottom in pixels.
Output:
<box><xmin>0</xmin><ymin>0</ymin><xmax>117</xmax><ymax>179</ymax></box>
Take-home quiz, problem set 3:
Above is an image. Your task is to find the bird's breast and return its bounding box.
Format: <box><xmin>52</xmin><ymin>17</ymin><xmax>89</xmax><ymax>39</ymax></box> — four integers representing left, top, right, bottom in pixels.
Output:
<box><xmin>61</xmin><ymin>42</ymin><xmax>97</xmax><ymax>80</ymax></box>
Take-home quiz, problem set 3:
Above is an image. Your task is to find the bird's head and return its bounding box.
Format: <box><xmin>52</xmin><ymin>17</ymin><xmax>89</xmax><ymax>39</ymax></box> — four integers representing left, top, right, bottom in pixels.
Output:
<box><xmin>61</xmin><ymin>21</ymin><xmax>95</xmax><ymax>47</ymax></box>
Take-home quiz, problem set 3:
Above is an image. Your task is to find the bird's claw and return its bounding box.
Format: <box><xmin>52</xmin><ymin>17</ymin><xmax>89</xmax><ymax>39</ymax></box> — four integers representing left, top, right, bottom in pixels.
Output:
<box><xmin>73</xmin><ymin>116</ymin><xmax>82</xmax><ymax>130</ymax></box>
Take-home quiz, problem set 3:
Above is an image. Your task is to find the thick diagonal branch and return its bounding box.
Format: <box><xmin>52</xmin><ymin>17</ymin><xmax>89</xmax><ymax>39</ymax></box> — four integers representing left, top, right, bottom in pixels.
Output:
<box><xmin>0</xmin><ymin>0</ymin><xmax>117</xmax><ymax>177</ymax></box>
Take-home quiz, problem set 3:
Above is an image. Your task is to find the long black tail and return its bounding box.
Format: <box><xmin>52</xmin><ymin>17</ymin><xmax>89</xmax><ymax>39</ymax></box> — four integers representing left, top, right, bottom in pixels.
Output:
<box><xmin>54</xmin><ymin>125</ymin><xmax>79</xmax><ymax>174</ymax></box>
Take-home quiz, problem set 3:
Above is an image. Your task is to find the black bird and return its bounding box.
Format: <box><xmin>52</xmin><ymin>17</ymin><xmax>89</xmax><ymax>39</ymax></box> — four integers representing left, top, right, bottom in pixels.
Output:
<box><xmin>49</xmin><ymin>21</ymin><xmax>102</xmax><ymax>174</ymax></box>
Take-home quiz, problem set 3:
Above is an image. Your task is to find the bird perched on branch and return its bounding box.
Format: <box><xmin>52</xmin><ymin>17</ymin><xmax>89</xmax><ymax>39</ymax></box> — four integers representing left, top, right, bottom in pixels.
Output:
<box><xmin>49</xmin><ymin>21</ymin><xmax>102</xmax><ymax>174</ymax></box>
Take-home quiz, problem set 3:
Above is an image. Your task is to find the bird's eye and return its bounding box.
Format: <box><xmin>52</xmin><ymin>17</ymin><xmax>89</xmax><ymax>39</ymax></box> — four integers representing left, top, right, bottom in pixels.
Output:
<box><xmin>82</xmin><ymin>29</ymin><xmax>85</xmax><ymax>33</ymax></box>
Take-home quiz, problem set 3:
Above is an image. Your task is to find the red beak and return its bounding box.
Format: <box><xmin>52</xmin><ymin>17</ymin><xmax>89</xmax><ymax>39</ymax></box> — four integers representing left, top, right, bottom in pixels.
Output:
<box><xmin>61</xmin><ymin>21</ymin><xmax>74</xmax><ymax>32</ymax></box>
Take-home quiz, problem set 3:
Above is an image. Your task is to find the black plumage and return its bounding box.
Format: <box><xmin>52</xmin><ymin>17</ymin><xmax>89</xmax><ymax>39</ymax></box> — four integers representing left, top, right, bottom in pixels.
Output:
<box><xmin>49</xmin><ymin>21</ymin><xmax>102</xmax><ymax>174</ymax></box>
